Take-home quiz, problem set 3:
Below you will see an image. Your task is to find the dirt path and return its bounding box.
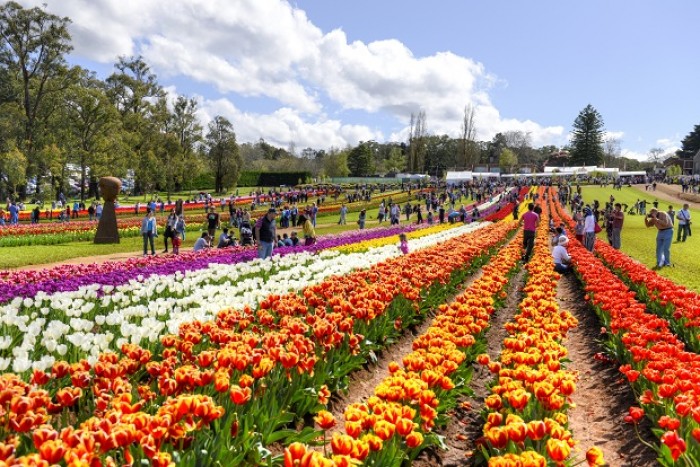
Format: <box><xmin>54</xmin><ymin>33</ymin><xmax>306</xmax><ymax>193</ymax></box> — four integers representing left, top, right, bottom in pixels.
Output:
<box><xmin>558</xmin><ymin>273</ymin><xmax>657</xmax><ymax>466</ymax></box>
<box><xmin>632</xmin><ymin>183</ymin><xmax>700</xmax><ymax>210</ymax></box>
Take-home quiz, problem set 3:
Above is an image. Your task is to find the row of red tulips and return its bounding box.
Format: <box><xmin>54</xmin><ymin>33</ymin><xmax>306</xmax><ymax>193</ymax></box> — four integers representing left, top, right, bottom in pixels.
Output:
<box><xmin>549</xmin><ymin>197</ymin><xmax>700</xmax><ymax>465</ymax></box>
<box><xmin>0</xmin><ymin>221</ymin><xmax>516</xmax><ymax>465</ymax></box>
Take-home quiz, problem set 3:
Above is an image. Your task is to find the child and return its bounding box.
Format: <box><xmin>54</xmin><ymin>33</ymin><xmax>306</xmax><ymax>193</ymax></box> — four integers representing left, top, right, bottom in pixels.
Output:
<box><xmin>427</xmin><ymin>211</ymin><xmax>434</xmax><ymax>225</ymax></box>
<box><xmin>399</xmin><ymin>233</ymin><xmax>409</xmax><ymax>255</ymax></box>
<box><xmin>172</xmin><ymin>230</ymin><xmax>182</xmax><ymax>255</ymax></box>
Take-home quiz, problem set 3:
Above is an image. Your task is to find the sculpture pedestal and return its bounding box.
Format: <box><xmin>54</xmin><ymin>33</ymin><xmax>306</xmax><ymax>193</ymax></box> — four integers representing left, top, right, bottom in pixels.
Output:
<box><xmin>94</xmin><ymin>201</ymin><xmax>120</xmax><ymax>244</ymax></box>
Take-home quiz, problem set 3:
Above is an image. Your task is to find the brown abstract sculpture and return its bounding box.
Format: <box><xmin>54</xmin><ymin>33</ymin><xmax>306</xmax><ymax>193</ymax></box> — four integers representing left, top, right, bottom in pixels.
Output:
<box><xmin>94</xmin><ymin>177</ymin><xmax>122</xmax><ymax>244</ymax></box>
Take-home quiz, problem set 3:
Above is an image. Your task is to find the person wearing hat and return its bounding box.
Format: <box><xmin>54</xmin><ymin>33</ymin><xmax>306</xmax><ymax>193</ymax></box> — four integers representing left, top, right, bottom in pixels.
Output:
<box><xmin>645</xmin><ymin>207</ymin><xmax>673</xmax><ymax>269</ymax></box>
<box><xmin>552</xmin><ymin>236</ymin><xmax>571</xmax><ymax>274</ymax></box>
<box><xmin>255</xmin><ymin>208</ymin><xmax>278</xmax><ymax>259</ymax></box>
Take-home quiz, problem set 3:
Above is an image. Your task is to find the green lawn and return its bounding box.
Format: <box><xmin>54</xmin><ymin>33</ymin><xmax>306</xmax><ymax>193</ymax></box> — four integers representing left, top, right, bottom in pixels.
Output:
<box><xmin>579</xmin><ymin>185</ymin><xmax>700</xmax><ymax>292</ymax></box>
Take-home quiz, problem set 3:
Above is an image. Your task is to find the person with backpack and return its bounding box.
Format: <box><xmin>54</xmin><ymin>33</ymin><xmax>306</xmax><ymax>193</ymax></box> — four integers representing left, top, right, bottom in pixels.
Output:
<box><xmin>239</xmin><ymin>211</ymin><xmax>254</xmax><ymax>246</ymax></box>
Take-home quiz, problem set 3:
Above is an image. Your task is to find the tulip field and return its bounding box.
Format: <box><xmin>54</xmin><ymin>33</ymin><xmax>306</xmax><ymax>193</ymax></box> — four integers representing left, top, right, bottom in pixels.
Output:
<box><xmin>2</xmin><ymin>186</ymin><xmax>700</xmax><ymax>466</ymax></box>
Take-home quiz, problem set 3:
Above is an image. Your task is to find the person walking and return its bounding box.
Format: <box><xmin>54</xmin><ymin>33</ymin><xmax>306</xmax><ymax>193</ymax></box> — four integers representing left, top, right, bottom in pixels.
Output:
<box><xmin>254</xmin><ymin>208</ymin><xmax>277</xmax><ymax>259</ymax></box>
<box><xmin>521</xmin><ymin>203</ymin><xmax>539</xmax><ymax>262</ymax></box>
<box><xmin>611</xmin><ymin>203</ymin><xmax>624</xmax><ymax>249</ymax></box>
<box><xmin>338</xmin><ymin>204</ymin><xmax>348</xmax><ymax>225</ymax></box>
<box><xmin>676</xmin><ymin>203</ymin><xmax>691</xmax><ymax>242</ymax></box>
<box><xmin>645</xmin><ymin>208</ymin><xmax>674</xmax><ymax>269</ymax></box>
<box><xmin>140</xmin><ymin>209</ymin><xmax>157</xmax><ymax>256</ymax></box>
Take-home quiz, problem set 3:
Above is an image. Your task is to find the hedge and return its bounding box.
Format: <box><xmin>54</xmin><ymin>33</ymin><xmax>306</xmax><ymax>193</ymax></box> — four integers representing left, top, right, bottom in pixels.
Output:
<box><xmin>237</xmin><ymin>171</ymin><xmax>312</xmax><ymax>187</ymax></box>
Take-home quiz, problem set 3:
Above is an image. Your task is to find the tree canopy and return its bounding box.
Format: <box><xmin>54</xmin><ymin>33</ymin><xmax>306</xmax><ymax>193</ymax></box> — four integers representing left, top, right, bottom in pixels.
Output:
<box><xmin>569</xmin><ymin>104</ymin><xmax>605</xmax><ymax>166</ymax></box>
<box><xmin>677</xmin><ymin>124</ymin><xmax>700</xmax><ymax>159</ymax></box>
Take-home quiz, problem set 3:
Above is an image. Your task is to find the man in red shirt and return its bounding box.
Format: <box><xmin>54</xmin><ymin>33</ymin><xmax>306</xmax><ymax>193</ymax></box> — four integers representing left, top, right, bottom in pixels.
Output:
<box><xmin>611</xmin><ymin>203</ymin><xmax>624</xmax><ymax>249</ymax></box>
<box><xmin>522</xmin><ymin>203</ymin><xmax>539</xmax><ymax>262</ymax></box>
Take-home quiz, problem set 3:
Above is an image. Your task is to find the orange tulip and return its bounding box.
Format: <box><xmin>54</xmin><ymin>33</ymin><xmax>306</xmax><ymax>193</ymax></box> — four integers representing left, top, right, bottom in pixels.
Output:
<box><xmin>330</xmin><ymin>433</ymin><xmax>354</xmax><ymax>456</ymax></box>
<box><xmin>405</xmin><ymin>431</ymin><xmax>424</xmax><ymax>449</ymax></box>
<box><xmin>585</xmin><ymin>446</ymin><xmax>605</xmax><ymax>466</ymax></box>
<box><xmin>373</xmin><ymin>420</ymin><xmax>395</xmax><ymax>441</ymax></box>
<box><xmin>229</xmin><ymin>385</ymin><xmax>251</xmax><ymax>405</ymax></box>
<box><xmin>546</xmin><ymin>438</ymin><xmax>570</xmax><ymax>462</ymax></box>
<box><xmin>314</xmin><ymin>410</ymin><xmax>336</xmax><ymax>430</ymax></box>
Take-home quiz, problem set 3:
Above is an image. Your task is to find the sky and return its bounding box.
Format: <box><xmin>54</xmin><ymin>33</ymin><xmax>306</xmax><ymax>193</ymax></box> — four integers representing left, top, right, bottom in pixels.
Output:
<box><xmin>17</xmin><ymin>0</ymin><xmax>700</xmax><ymax>162</ymax></box>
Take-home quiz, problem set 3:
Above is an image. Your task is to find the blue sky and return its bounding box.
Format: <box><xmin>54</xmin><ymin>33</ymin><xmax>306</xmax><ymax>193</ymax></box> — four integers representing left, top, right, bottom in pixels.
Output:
<box><xmin>21</xmin><ymin>0</ymin><xmax>700</xmax><ymax>161</ymax></box>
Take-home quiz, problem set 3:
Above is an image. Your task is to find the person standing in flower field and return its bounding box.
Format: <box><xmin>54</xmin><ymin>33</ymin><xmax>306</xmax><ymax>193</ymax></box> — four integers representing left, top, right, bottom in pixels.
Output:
<box><xmin>611</xmin><ymin>203</ymin><xmax>624</xmax><ymax>249</ymax></box>
<box><xmin>338</xmin><ymin>204</ymin><xmax>348</xmax><ymax>225</ymax></box>
<box><xmin>171</xmin><ymin>230</ymin><xmax>182</xmax><ymax>255</ymax></box>
<box><xmin>358</xmin><ymin>209</ymin><xmax>366</xmax><ymax>229</ymax></box>
<box><xmin>140</xmin><ymin>209</ymin><xmax>157</xmax><ymax>256</ymax></box>
<box><xmin>163</xmin><ymin>208</ymin><xmax>178</xmax><ymax>253</ymax></box>
<box><xmin>206</xmin><ymin>206</ymin><xmax>220</xmax><ymax>239</ymax></box>
<box><xmin>676</xmin><ymin>203</ymin><xmax>691</xmax><ymax>242</ymax></box>
<box><xmin>521</xmin><ymin>203</ymin><xmax>539</xmax><ymax>262</ymax></box>
<box><xmin>583</xmin><ymin>207</ymin><xmax>597</xmax><ymax>252</ymax></box>
<box><xmin>299</xmin><ymin>214</ymin><xmax>316</xmax><ymax>246</ymax></box>
<box><xmin>255</xmin><ymin>208</ymin><xmax>278</xmax><ymax>259</ymax></box>
<box><xmin>398</xmin><ymin>233</ymin><xmax>409</xmax><ymax>255</ymax></box>
<box><xmin>645</xmin><ymin>207</ymin><xmax>674</xmax><ymax>269</ymax></box>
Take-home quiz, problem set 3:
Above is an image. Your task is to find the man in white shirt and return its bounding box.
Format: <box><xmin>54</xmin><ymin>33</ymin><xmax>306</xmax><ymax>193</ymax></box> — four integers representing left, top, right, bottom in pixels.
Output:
<box><xmin>676</xmin><ymin>203</ymin><xmax>691</xmax><ymax>243</ymax></box>
<box><xmin>552</xmin><ymin>236</ymin><xmax>571</xmax><ymax>274</ymax></box>
<box><xmin>583</xmin><ymin>207</ymin><xmax>597</xmax><ymax>252</ymax></box>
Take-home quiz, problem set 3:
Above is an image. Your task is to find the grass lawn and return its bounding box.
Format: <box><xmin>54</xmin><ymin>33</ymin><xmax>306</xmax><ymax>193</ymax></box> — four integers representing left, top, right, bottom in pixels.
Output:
<box><xmin>579</xmin><ymin>185</ymin><xmax>700</xmax><ymax>292</ymax></box>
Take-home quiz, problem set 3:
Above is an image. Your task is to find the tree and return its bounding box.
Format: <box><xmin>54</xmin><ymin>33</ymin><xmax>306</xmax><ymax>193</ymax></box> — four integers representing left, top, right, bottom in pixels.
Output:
<box><xmin>666</xmin><ymin>165</ymin><xmax>682</xmax><ymax>177</ymax></box>
<box><xmin>205</xmin><ymin>116</ymin><xmax>241</xmax><ymax>193</ymax></box>
<box><xmin>569</xmin><ymin>104</ymin><xmax>605</xmax><ymax>166</ymax></box>
<box><xmin>384</xmin><ymin>146</ymin><xmax>406</xmax><ymax>174</ymax></box>
<box><xmin>487</xmin><ymin>133</ymin><xmax>508</xmax><ymax>166</ymax></box>
<box><xmin>0</xmin><ymin>2</ymin><xmax>73</xmax><ymax>191</ymax></box>
<box><xmin>0</xmin><ymin>145</ymin><xmax>27</xmax><ymax>196</ymax></box>
<box><xmin>676</xmin><ymin>124</ymin><xmax>700</xmax><ymax>159</ymax></box>
<box><xmin>647</xmin><ymin>147</ymin><xmax>664</xmax><ymax>165</ymax></box>
<box><xmin>603</xmin><ymin>137</ymin><xmax>621</xmax><ymax>168</ymax></box>
<box><xmin>458</xmin><ymin>104</ymin><xmax>479</xmax><ymax>169</ymax></box>
<box><xmin>407</xmin><ymin>110</ymin><xmax>427</xmax><ymax>173</ymax></box>
<box><xmin>61</xmin><ymin>70</ymin><xmax>125</xmax><ymax>200</ymax></box>
<box><xmin>347</xmin><ymin>143</ymin><xmax>374</xmax><ymax>176</ymax></box>
<box><xmin>167</xmin><ymin>96</ymin><xmax>203</xmax><ymax>194</ymax></box>
<box><xmin>321</xmin><ymin>149</ymin><xmax>350</xmax><ymax>178</ymax></box>
<box><xmin>105</xmin><ymin>56</ymin><xmax>166</xmax><ymax>194</ymax></box>
<box><xmin>498</xmin><ymin>148</ymin><xmax>518</xmax><ymax>173</ymax></box>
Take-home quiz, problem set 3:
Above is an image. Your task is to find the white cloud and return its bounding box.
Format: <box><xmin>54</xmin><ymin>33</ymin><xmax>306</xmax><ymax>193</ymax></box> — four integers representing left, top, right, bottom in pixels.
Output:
<box><xmin>23</xmin><ymin>0</ymin><xmax>569</xmax><ymax>149</ymax></box>
<box><xmin>198</xmin><ymin>98</ymin><xmax>381</xmax><ymax>150</ymax></box>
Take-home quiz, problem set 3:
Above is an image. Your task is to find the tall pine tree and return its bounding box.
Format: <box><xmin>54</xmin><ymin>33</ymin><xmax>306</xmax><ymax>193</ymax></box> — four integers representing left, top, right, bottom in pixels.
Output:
<box><xmin>677</xmin><ymin>124</ymin><xmax>700</xmax><ymax>160</ymax></box>
<box><xmin>569</xmin><ymin>104</ymin><xmax>605</xmax><ymax>166</ymax></box>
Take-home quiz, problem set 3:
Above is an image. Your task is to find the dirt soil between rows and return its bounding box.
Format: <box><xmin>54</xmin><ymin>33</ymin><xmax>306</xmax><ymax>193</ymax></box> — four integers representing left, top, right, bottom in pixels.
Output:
<box><xmin>558</xmin><ymin>272</ymin><xmax>658</xmax><ymax>466</ymax></box>
<box><xmin>415</xmin><ymin>267</ymin><xmax>528</xmax><ymax>467</ymax></box>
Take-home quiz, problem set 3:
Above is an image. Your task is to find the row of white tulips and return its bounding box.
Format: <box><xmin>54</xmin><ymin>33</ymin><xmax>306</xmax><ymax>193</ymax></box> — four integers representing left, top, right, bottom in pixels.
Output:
<box><xmin>0</xmin><ymin>222</ymin><xmax>489</xmax><ymax>374</ymax></box>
